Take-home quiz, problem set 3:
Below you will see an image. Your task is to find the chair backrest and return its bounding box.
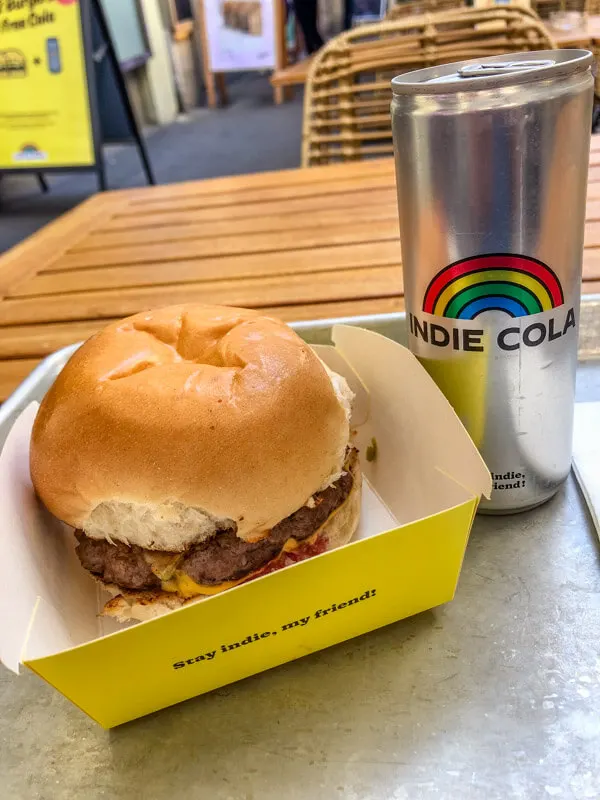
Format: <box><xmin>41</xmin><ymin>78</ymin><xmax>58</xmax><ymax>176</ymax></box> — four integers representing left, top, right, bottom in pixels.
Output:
<box><xmin>302</xmin><ymin>7</ymin><xmax>557</xmax><ymax>167</ymax></box>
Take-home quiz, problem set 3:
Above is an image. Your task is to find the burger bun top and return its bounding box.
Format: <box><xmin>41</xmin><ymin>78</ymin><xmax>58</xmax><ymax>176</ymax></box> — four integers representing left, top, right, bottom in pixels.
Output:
<box><xmin>30</xmin><ymin>304</ymin><xmax>353</xmax><ymax>550</ymax></box>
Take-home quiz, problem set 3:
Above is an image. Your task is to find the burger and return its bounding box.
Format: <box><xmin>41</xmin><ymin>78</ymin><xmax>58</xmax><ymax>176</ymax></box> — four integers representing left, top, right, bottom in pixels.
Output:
<box><xmin>30</xmin><ymin>304</ymin><xmax>361</xmax><ymax>622</ymax></box>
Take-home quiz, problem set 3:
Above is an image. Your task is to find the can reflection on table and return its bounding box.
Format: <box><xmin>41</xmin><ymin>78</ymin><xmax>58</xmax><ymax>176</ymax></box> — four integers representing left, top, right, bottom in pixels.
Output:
<box><xmin>391</xmin><ymin>51</ymin><xmax>594</xmax><ymax>513</ymax></box>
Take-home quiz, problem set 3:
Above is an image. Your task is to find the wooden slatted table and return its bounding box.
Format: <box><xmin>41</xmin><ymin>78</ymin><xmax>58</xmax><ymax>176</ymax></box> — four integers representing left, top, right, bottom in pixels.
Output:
<box><xmin>547</xmin><ymin>15</ymin><xmax>600</xmax><ymax>47</ymax></box>
<box><xmin>0</xmin><ymin>138</ymin><xmax>600</xmax><ymax>401</ymax></box>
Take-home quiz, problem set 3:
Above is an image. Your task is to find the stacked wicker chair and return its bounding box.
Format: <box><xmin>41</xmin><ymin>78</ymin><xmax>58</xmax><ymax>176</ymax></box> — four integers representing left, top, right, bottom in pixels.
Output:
<box><xmin>302</xmin><ymin>7</ymin><xmax>557</xmax><ymax>166</ymax></box>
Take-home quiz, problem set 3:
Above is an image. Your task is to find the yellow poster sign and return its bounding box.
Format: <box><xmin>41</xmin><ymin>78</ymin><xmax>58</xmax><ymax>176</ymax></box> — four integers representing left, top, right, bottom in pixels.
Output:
<box><xmin>0</xmin><ymin>0</ymin><xmax>94</xmax><ymax>169</ymax></box>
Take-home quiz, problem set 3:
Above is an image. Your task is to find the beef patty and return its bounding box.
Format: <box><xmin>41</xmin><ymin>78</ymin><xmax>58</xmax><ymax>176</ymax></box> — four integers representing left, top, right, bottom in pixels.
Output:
<box><xmin>76</xmin><ymin>448</ymin><xmax>357</xmax><ymax>591</ymax></box>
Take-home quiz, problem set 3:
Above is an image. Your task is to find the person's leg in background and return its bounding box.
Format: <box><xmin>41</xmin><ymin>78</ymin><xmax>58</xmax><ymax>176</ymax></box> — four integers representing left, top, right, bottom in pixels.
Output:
<box><xmin>343</xmin><ymin>0</ymin><xmax>354</xmax><ymax>29</ymax></box>
<box><xmin>292</xmin><ymin>0</ymin><xmax>324</xmax><ymax>53</ymax></box>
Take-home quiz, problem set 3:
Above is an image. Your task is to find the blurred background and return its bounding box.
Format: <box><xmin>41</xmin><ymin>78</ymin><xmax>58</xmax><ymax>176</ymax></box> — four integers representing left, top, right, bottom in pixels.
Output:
<box><xmin>1</xmin><ymin>0</ymin><xmax>596</xmax><ymax>254</ymax></box>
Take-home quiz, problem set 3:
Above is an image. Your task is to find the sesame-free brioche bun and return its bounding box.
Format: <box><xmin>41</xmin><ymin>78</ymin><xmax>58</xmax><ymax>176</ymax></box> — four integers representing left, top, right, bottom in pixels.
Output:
<box><xmin>30</xmin><ymin>304</ymin><xmax>353</xmax><ymax>550</ymax></box>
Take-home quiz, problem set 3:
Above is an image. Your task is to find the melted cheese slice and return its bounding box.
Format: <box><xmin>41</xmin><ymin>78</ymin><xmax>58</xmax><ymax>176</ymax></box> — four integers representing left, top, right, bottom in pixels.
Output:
<box><xmin>160</xmin><ymin>530</ymin><xmax>322</xmax><ymax>598</ymax></box>
<box><xmin>153</xmin><ymin>451</ymin><xmax>355</xmax><ymax>599</ymax></box>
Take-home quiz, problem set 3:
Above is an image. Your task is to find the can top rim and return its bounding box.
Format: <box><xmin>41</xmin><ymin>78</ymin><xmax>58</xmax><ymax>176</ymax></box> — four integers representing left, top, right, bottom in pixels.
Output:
<box><xmin>391</xmin><ymin>49</ymin><xmax>594</xmax><ymax>94</ymax></box>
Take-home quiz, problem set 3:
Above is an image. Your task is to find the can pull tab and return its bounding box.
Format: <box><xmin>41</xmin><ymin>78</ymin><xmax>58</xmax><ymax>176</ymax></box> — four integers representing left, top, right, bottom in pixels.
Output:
<box><xmin>458</xmin><ymin>60</ymin><xmax>555</xmax><ymax>78</ymax></box>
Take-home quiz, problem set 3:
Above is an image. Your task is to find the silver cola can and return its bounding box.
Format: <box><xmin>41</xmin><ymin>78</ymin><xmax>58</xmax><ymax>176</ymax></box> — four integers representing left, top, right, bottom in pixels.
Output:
<box><xmin>391</xmin><ymin>51</ymin><xmax>594</xmax><ymax>513</ymax></box>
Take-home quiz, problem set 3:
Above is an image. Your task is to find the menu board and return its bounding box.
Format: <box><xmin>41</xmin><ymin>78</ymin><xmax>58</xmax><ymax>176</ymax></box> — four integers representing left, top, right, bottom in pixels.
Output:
<box><xmin>0</xmin><ymin>0</ymin><xmax>95</xmax><ymax>169</ymax></box>
<box><xmin>203</xmin><ymin>0</ymin><xmax>276</xmax><ymax>72</ymax></box>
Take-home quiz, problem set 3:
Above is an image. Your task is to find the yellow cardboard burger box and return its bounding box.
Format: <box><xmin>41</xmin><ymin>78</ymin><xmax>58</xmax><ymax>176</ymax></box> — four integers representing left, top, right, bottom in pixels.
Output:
<box><xmin>0</xmin><ymin>325</ymin><xmax>491</xmax><ymax>728</ymax></box>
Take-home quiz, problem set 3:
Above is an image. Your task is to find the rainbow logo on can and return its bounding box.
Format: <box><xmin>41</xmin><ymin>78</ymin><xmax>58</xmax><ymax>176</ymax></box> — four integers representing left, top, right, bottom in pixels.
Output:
<box><xmin>423</xmin><ymin>254</ymin><xmax>564</xmax><ymax>319</ymax></box>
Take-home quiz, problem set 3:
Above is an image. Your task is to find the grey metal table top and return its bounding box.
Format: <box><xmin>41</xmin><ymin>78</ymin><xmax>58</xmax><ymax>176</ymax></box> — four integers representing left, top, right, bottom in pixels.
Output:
<box><xmin>2</xmin><ymin>306</ymin><xmax>600</xmax><ymax>800</ymax></box>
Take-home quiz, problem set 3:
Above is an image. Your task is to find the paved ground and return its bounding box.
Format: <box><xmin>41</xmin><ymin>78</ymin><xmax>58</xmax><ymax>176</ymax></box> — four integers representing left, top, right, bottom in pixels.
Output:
<box><xmin>0</xmin><ymin>74</ymin><xmax>304</xmax><ymax>255</ymax></box>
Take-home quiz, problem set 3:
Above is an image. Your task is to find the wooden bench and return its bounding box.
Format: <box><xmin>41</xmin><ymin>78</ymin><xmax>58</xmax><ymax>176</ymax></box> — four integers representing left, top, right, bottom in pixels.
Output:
<box><xmin>270</xmin><ymin>55</ymin><xmax>313</xmax><ymax>89</ymax></box>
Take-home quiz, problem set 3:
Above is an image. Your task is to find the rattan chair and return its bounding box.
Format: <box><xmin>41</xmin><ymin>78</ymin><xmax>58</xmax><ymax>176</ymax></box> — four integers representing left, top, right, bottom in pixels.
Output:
<box><xmin>302</xmin><ymin>7</ymin><xmax>557</xmax><ymax>166</ymax></box>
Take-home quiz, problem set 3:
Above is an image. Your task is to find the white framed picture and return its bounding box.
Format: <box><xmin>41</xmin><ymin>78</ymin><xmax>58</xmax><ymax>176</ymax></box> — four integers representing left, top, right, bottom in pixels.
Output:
<box><xmin>203</xmin><ymin>0</ymin><xmax>276</xmax><ymax>71</ymax></box>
